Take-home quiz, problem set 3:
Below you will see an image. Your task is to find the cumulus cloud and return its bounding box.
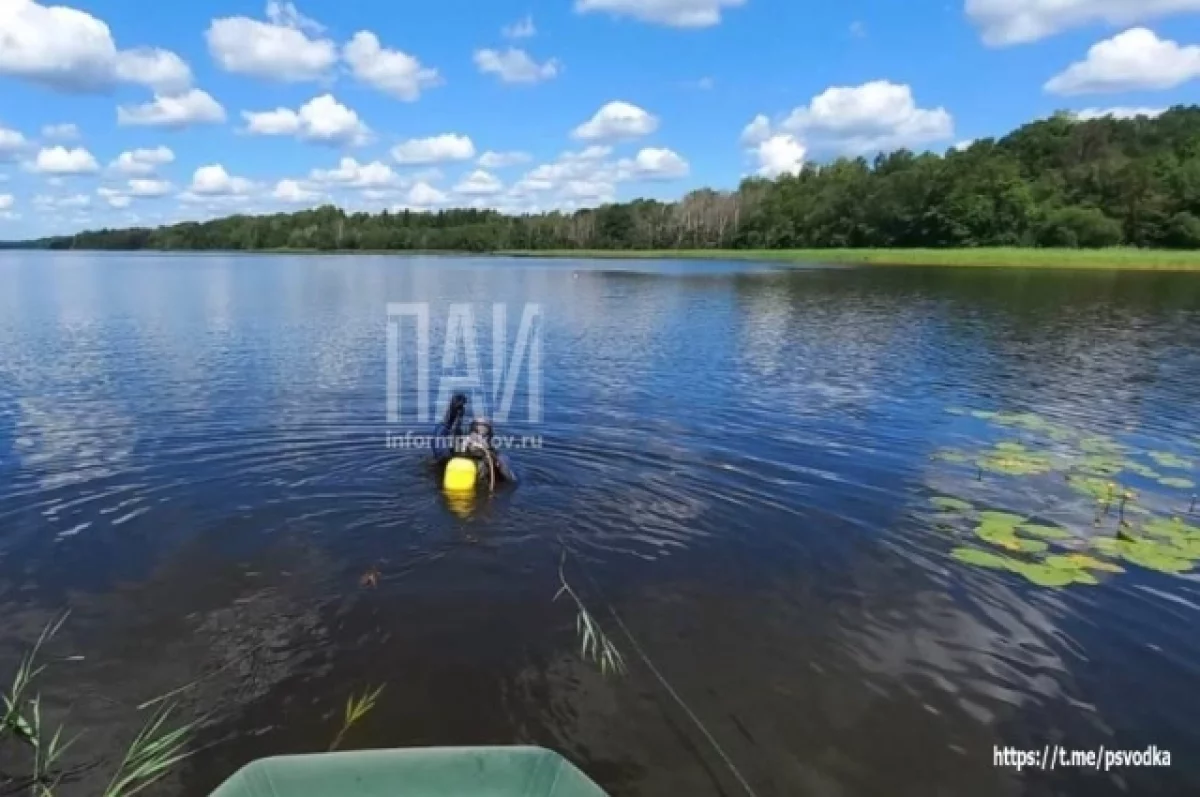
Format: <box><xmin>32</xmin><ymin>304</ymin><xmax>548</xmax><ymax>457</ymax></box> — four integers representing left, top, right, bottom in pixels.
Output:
<box><xmin>752</xmin><ymin>134</ymin><xmax>806</xmax><ymax>177</ymax></box>
<box><xmin>741</xmin><ymin>114</ymin><xmax>772</xmax><ymax>146</ymax></box>
<box><xmin>478</xmin><ymin>151</ymin><xmax>532</xmax><ymax>168</ymax></box>
<box><xmin>0</xmin><ymin>194</ymin><xmax>14</xmax><ymax>211</ymax></box>
<box><xmin>34</xmin><ymin>193</ymin><xmax>90</xmax><ymax>209</ymax></box>
<box><xmin>1045</xmin><ymin>28</ymin><xmax>1200</xmax><ymax>95</ymax></box>
<box><xmin>32</xmin><ymin>146</ymin><xmax>99</xmax><ymax>174</ymax></box>
<box><xmin>117</xmin><ymin>89</ymin><xmax>227</xmax><ymax>129</ymax></box>
<box><xmin>453</xmin><ymin>169</ymin><xmax>504</xmax><ymax>196</ymax></box>
<box><xmin>187</xmin><ymin>165</ymin><xmax>255</xmax><ymax>197</ymax></box>
<box><xmin>242</xmin><ymin>94</ymin><xmax>370</xmax><ymax>146</ymax></box>
<box><xmin>474</xmin><ymin>48</ymin><xmax>560</xmax><ymax>84</ymax></box>
<box><xmin>206</xmin><ymin>2</ymin><xmax>336</xmax><ymax>82</ymax></box>
<box><xmin>392</xmin><ymin>134</ymin><xmax>476</xmax><ymax>165</ymax></box>
<box><xmin>1071</xmin><ymin>106</ymin><xmax>1169</xmax><ymax>120</ymax></box>
<box><xmin>575</xmin><ymin>0</ymin><xmax>747</xmax><ymax>28</ymax></box>
<box><xmin>41</xmin><ymin>123</ymin><xmax>80</xmax><ymax>140</ymax></box>
<box><xmin>127</xmin><ymin>178</ymin><xmax>172</xmax><ymax>197</ymax></box>
<box><xmin>0</xmin><ymin>126</ymin><xmax>27</xmax><ymax>159</ymax></box>
<box><xmin>966</xmin><ymin>0</ymin><xmax>1200</xmax><ymax>47</ymax></box>
<box><xmin>113</xmin><ymin>47</ymin><xmax>193</xmax><ymax>94</ymax></box>
<box><xmin>403</xmin><ymin>181</ymin><xmax>448</xmax><ymax>208</ymax></box>
<box><xmin>109</xmin><ymin>146</ymin><xmax>175</xmax><ymax>176</ymax></box>
<box><xmin>309</xmin><ymin>157</ymin><xmax>398</xmax><ymax>188</ymax></box>
<box><xmin>618</xmin><ymin>147</ymin><xmax>690</xmax><ymax>180</ymax></box>
<box><xmin>768</xmin><ymin>80</ymin><xmax>953</xmax><ymax>155</ymax></box>
<box><xmin>272</xmin><ymin>178</ymin><xmax>323</xmax><ymax>204</ymax></box>
<box><xmin>343</xmin><ymin>31</ymin><xmax>440</xmax><ymax>101</ymax></box>
<box><xmin>572</xmin><ymin>101</ymin><xmax>659</xmax><ymax>141</ymax></box>
<box><xmin>502</xmin><ymin>15</ymin><xmax>537</xmax><ymax>38</ymax></box>
<box><xmin>0</xmin><ymin>0</ymin><xmax>193</xmax><ymax>93</ymax></box>
<box><xmin>96</xmin><ymin>187</ymin><xmax>132</xmax><ymax>209</ymax></box>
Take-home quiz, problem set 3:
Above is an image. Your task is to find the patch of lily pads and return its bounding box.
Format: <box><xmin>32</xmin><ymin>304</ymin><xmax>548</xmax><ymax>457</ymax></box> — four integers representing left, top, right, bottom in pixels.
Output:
<box><xmin>932</xmin><ymin>406</ymin><xmax>1200</xmax><ymax>588</ymax></box>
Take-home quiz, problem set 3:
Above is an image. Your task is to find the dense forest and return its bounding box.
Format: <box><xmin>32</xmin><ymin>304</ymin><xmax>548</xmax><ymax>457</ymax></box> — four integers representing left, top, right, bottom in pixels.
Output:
<box><xmin>28</xmin><ymin>107</ymin><xmax>1200</xmax><ymax>252</ymax></box>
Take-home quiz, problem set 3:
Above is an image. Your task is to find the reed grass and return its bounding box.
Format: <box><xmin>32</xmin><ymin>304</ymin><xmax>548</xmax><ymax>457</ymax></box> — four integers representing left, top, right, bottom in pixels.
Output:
<box><xmin>328</xmin><ymin>685</ymin><xmax>386</xmax><ymax>752</ymax></box>
<box><xmin>554</xmin><ymin>552</ymin><xmax>627</xmax><ymax>677</ymax></box>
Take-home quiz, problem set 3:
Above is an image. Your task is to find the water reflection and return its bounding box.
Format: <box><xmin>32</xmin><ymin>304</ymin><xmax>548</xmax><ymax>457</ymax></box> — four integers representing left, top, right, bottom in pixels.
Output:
<box><xmin>0</xmin><ymin>253</ymin><xmax>1198</xmax><ymax>796</ymax></box>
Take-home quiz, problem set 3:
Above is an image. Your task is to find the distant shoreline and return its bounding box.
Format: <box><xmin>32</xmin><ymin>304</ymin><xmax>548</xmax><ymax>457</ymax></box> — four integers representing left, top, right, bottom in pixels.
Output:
<box><xmin>9</xmin><ymin>247</ymin><xmax>1200</xmax><ymax>271</ymax></box>
<box><xmin>497</xmin><ymin>248</ymin><xmax>1200</xmax><ymax>271</ymax></box>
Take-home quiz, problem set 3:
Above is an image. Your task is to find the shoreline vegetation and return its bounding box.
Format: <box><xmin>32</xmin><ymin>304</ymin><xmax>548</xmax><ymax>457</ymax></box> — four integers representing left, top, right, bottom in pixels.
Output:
<box><xmin>9</xmin><ymin>108</ymin><xmax>1200</xmax><ymax>271</ymax></box>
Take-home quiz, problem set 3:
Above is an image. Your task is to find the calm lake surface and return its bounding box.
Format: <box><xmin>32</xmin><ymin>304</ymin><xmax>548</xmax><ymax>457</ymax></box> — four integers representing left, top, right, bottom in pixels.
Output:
<box><xmin>2</xmin><ymin>252</ymin><xmax>1200</xmax><ymax>796</ymax></box>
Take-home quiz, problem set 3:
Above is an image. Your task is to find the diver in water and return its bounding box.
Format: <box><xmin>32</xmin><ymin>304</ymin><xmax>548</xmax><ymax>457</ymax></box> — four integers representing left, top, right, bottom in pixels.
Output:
<box><xmin>432</xmin><ymin>393</ymin><xmax>516</xmax><ymax>489</ymax></box>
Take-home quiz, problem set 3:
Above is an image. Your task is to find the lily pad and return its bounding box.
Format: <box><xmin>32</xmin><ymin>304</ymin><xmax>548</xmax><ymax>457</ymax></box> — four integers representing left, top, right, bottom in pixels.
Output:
<box><xmin>1080</xmin><ymin>435</ymin><xmax>1126</xmax><ymax>455</ymax></box>
<box><xmin>1159</xmin><ymin>477</ymin><xmax>1195</xmax><ymax>490</ymax></box>
<box><xmin>933</xmin><ymin>450</ymin><xmax>970</xmax><ymax>464</ymax></box>
<box><xmin>1124</xmin><ymin>460</ymin><xmax>1161</xmax><ymax>480</ymax></box>
<box><xmin>930</xmin><ymin>496</ymin><xmax>973</xmax><ymax>512</ymax></box>
<box><xmin>950</xmin><ymin>547</ymin><xmax>1014</xmax><ymax>570</ymax></box>
<box><xmin>970</xmin><ymin>410</ymin><xmax>997</xmax><ymax>420</ymax></box>
<box><xmin>995</xmin><ymin>441</ymin><xmax>1027</xmax><ymax>453</ymax></box>
<box><xmin>1045</xmin><ymin>553</ymin><xmax>1124</xmax><ymax>574</ymax></box>
<box><xmin>1068</xmin><ymin>475</ymin><xmax>1116</xmax><ymax>501</ymax></box>
<box><xmin>1081</xmin><ymin>454</ymin><xmax>1124</xmax><ymax>477</ymax></box>
<box><xmin>1149</xmin><ymin>451</ymin><xmax>1193</xmax><ymax>470</ymax></box>
<box><xmin>976</xmin><ymin>525</ymin><xmax>1047</xmax><ymax>553</ymax></box>
<box><xmin>945</xmin><ymin>407</ymin><xmax>967</xmax><ymax>416</ymax></box>
<box><xmin>1009</xmin><ymin>561</ymin><xmax>1083</xmax><ymax>588</ymax></box>
<box><xmin>992</xmin><ymin>412</ymin><xmax>1050</xmax><ymax>431</ymax></box>
<box><xmin>977</xmin><ymin>511</ymin><xmax>1025</xmax><ymax>530</ymax></box>
<box><xmin>1117</xmin><ymin>540</ymin><xmax>1195</xmax><ymax>574</ymax></box>
<box><xmin>978</xmin><ymin>452</ymin><xmax>1054</xmax><ymax>476</ymax></box>
<box><xmin>1020</xmin><ymin>523</ymin><xmax>1072</xmax><ymax>540</ymax></box>
<box><xmin>1091</xmin><ymin>537</ymin><xmax>1122</xmax><ymax>555</ymax></box>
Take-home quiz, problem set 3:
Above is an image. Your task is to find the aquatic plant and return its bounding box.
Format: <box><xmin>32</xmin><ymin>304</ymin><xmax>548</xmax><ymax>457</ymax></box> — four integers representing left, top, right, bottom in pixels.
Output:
<box><xmin>2</xmin><ymin>613</ymin><xmax>196</xmax><ymax>797</ymax></box>
<box><xmin>101</xmin><ymin>704</ymin><xmax>195</xmax><ymax>797</ymax></box>
<box><xmin>328</xmin><ymin>685</ymin><xmax>386</xmax><ymax>752</ymax></box>
<box><xmin>555</xmin><ymin>552</ymin><xmax>627</xmax><ymax>677</ymax></box>
<box><xmin>933</xmin><ymin>406</ymin><xmax>1200</xmax><ymax>586</ymax></box>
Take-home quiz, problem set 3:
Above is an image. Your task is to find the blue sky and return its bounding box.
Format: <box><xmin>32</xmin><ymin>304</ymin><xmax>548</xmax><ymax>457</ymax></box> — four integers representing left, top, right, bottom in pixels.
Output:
<box><xmin>4</xmin><ymin>0</ymin><xmax>1200</xmax><ymax>237</ymax></box>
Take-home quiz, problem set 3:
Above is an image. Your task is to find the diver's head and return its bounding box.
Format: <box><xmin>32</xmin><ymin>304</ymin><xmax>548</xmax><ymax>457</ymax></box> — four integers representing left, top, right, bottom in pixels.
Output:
<box><xmin>469</xmin><ymin>417</ymin><xmax>493</xmax><ymax>441</ymax></box>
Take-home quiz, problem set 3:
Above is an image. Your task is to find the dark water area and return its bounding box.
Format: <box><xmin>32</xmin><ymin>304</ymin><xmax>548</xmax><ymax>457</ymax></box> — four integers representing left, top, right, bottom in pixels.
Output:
<box><xmin>1</xmin><ymin>252</ymin><xmax>1200</xmax><ymax>797</ymax></box>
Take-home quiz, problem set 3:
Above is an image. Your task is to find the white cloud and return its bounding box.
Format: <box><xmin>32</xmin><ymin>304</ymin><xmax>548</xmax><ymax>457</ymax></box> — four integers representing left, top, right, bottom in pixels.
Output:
<box><xmin>753</xmin><ymin>134</ymin><xmax>806</xmax><ymax>177</ymax></box>
<box><xmin>478</xmin><ymin>151</ymin><xmax>532</xmax><ymax>168</ymax></box>
<box><xmin>392</xmin><ymin>134</ymin><xmax>476</xmax><ymax>165</ymax></box>
<box><xmin>1045</xmin><ymin>28</ymin><xmax>1200</xmax><ymax>95</ymax></box>
<box><xmin>206</xmin><ymin>3</ymin><xmax>336</xmax><ymax>82</ymax></box>
<box><xmin>113</xmin><ymin>47</ymin><xmax>193</xmax><ymax>94</ymax></box>
<box><xmin>404</xmin><ymin>181</ymin><xmax>448</xmax><ymax>208</ymax></box>
<box><xmin>343</xmin><ymin>31</ymin><xmax>440</xmax><ymax>101</ymax></box>
<box><xmin>117</xmin><ymin>89</ymin><xmax>227</xmax><ymax>129</ymax></box>
<box><xmin>454</xmin><ymin>169</ymin><xmax>504</xmax><ymax>196</ymax></box>
<box><xmin>109</xmin><ymin>146</ymin><xmax>174</xmax><ymax>176</ymax></box>
<box><xmin>41</xmin><ymin>123</ymin><xmax>80</xmax><ymax>140</ymax></box>
<box><xmin>502</xmin><ymin>15</ymin><xmax>537</xmax><ymax>38</ymax></box>
<box><xmin>618</xmin><ymin>147</ymin><xmax>690</xmax><ymax>180</ymax></box>
<box><xmin>776</xmin><ymin>80</ymin><xmax>953</xmax><ymax>154</ymax></box>
<box><xmin>127</xmin><ymin>178</ymin><xmax>172</xmax><ymax>197</ymax></box>
<box><xmin>0</xmin><ymin>0</ymin><xmax>192</xmax><ymax>93</ymax></box>
<box><xmin>509</xmin><ymin>146</ymin><xmax>623</xmax><ymax>205</ymax></box>
<box><xmin>273</xmin><ymin>178</ymin><xmax>323</xmax><ymax>204</ymax></box>
<box><xmin>572</xmin><ymin>101</ymin><xmax>659</xmax><ymax>141</ymax></box>
<box><xmin>35</xmin><ymin>193</ymin><xmax>89</xmax><ymax>208</ymax></box>
<box><xmin>575</xmin><ymin>0</ymin><xmax>746</xmax><ymax>28</ymax></box>
<box><xmin>309</xmin><ymin>157</ymin><xmax>398</xmax><ymax>188</ymax></box>
<box><xmin>97</xmin><ymin>188</ymin><xmax>132</xmax><ymax>209</ymax></box>
<box><xmin>32</xmin><ymin>146</ymin><xmax>99</xmax><ymax>175</ymax></box>
<box><xmin>0</xmin><ymin>126</ymin><xmax>27</xmax><ymax>159</ymax></box>
<box><xmin>966</xmin><ymin>0</ymin><xmax>1200</xmax><ymax>47</ymax></box>
<box><xmin>265</xmin><ymin>1</ymin><xmax>324</xmax><ymax>33</ymax></box>
<box><xmin>188</xmin><ymin>165</ymin><xmax>254</xmax><ymax>196</ymax></box>
<box><xmin>474</xmin><ymin>48</ymin><xmax>560</xmax><ymax>84</ymax></box>
<box><xmin>242</xmin><ymin>94</ymin><xmax>370</xmax><ymax>146</ymax></box>
<box><xmin>0</xmin><ymin>194</ymin><xmax>15</xmax><ymax>210</ymax></box>
<box><xmin>954</xmin><ymin>139</ymin><xmax>976</xmax><ymax>151</ymax></box>
<box><xmin>1071</xmin><ymin>106</ymin><xmax>1168</xmax><ymax>120</ymax></box>
<box><xmin>741</xmin><ymin>114</ymin><xmax>772</xmax><ymax>146</ymax></box>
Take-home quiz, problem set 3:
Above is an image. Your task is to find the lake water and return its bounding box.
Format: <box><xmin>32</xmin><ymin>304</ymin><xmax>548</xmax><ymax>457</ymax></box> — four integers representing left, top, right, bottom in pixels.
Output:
<box><xmin>2</xmin><ymin>252</ymin><xmax>1199</xmax><ymax>796</ymax></box>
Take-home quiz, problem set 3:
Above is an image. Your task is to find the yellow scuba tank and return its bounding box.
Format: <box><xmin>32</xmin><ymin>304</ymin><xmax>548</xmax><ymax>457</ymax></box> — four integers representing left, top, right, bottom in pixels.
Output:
<box><xmin>443</xmin><ymin>456</ymin><xmax>477</xmax><ymax>492</ymax></box>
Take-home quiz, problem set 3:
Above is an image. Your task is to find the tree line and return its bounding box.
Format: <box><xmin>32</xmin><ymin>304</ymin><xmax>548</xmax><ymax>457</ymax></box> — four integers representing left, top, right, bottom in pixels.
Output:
<box><xmin>27</xmin><ymin>107</ymin><xmax>1200</xmax><ymax>252</ymax></box>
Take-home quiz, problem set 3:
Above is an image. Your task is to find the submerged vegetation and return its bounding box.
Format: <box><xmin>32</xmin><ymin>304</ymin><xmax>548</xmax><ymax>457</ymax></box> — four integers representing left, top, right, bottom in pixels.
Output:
<box><xmin>930</xmin><ymin>408</ymin><xmax>1200</xmax><ymax>587</ymax></box>
<box><xmin>19</xmin><ymin>107</ymin><xmax>1200</xmax><ymax>259</ymax></box>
